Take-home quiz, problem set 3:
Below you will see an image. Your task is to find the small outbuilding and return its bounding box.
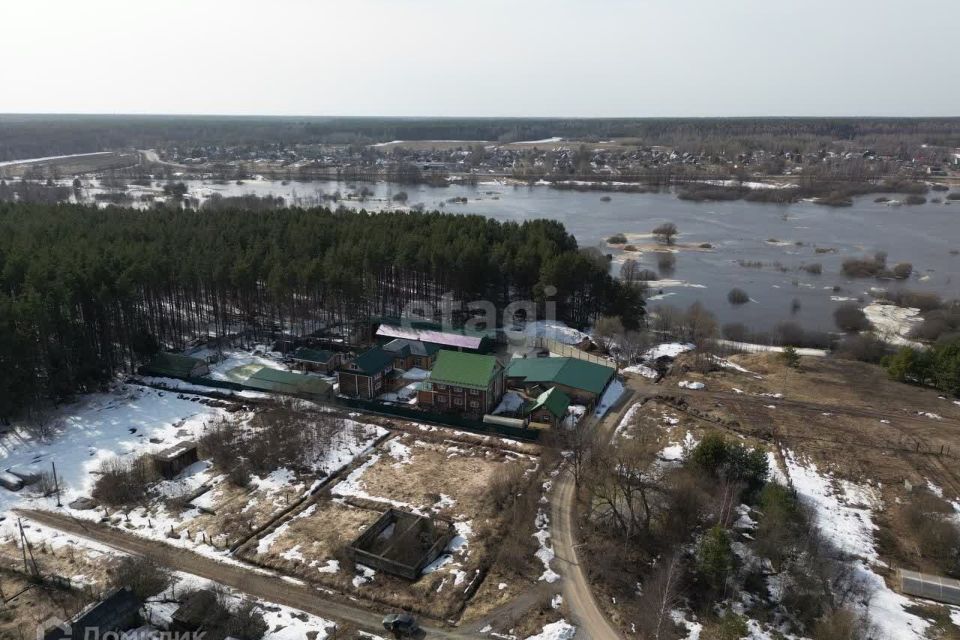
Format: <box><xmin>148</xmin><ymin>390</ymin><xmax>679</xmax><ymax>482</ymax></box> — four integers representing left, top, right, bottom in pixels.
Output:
<box><xmin>244</xmin><ymin>366</ymin><xmax>334</xmax><ymax>401</ymax></box>
<box><xmin>381</xmin><ymin>338</ymin><xmax>441</xmax><ymax>371</ymax></box>
<box><xmin>152</xmin><ymin>441</ymin><xmax>199</xmax><ymax>479</ymax></box>
<box><xmin>43</xmin><ymin>587</ymin><xmax>141</xmax><ymax>640</ymax></box>
<box><xmin>141</xmin><ymin>352</ymin><xmax>210</xmax><ymax>379</ymax></box>
<box><xmin>290</xmin><ymin>347</ymin><xmax>341</xmax><ymax>374</ymax></box>
<box><xmin>525</xmin><ymin>387</ymin><xmax>572</xmax><ymax>429</ymax></box>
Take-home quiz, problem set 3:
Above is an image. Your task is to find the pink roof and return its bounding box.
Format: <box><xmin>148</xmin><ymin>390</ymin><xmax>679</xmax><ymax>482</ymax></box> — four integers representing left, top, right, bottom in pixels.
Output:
<box><xmin>376</xmin><ymin>324</ymin><xmax>483</xmax><ymax>350</ymax></box>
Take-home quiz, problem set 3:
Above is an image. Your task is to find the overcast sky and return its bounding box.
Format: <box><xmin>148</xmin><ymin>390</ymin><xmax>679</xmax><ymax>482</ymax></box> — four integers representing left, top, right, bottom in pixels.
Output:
<box><xmin>2</xmin><ymin>0</ymin><xmax>956</xmax><ymax>117</ymax></box>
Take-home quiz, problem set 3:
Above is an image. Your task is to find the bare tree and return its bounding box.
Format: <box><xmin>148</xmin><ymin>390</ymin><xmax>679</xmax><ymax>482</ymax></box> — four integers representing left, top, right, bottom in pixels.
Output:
<box><xmin>636</xmin><ymin>554</ymin><xmax>685</xmax><ymax>640</ymax></box>
<box><xmin>653</xmin><ymin>222</ymin><xmax>679</xmax><ymax>245</ymax></box>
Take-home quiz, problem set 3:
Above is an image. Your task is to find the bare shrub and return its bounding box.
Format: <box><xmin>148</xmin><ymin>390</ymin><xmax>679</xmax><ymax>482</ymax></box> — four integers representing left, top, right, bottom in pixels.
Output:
<box><xmin>911</xmin><ymin>306</ymin><xmax>960</xmax><ymax>342</ymax></box>
<box><xmin>834</xmin><ymin>303</ymin><xmax>869</xmax><ymax>332</ymax></box>
<box><xmin>841</xmin><ymin>256</ymin><xmax>885</xmax><ymax>278</ymax></box>
<box><xmin>487</xmin><ymin>462</ymin><xmax>528</xmax><ymax>512</ymax></box>
<box><xmin>884</xmin><ymin>289</ymin><xmax>943</xmax><ymax>311</ymax></box>
<box><xmin>637</xmin><ymin>269</ymin><xmax>660</xmax><ymax>281</ymax></box>
<box><xmin>891</xmin><ymin>262</ymin><xmax>913</xmax><ymax>279</ymax></box>
<box><xmin>109</xmin><ymin>555</ymin><xmax>172</xmax><ymax>600</ymax></box>
<box><xmin>722</xmin><ymin>323</ymin><xmax>749</xmax><ymax>342</ymax></box>
<box><xmin>92</xmin><ymin>455</ymin><xmax>156</xmax><ymax>507</ymax></box>
<box><xmin>812</xmin><ymin>608</ymin><xmax>869</xmax><ymax>640</ymax></box>
<box><xmin>835</xmin><ymin>334</ymin><xmax>889</xmax><ymax>363</ymax></box>
<box><xmin>657</xmin><ymin>252</ymin><xmax>676</xmax><ymax>273</ymax></box>
<box><xmin>802</xmin><ymin>262</ymin><xmax>823</xmax><ymax>275</ymax></box>
<box><xmin>727</xmin><ymin>288</ymin><xmax>750</xmax><ymax>305</ymax></box>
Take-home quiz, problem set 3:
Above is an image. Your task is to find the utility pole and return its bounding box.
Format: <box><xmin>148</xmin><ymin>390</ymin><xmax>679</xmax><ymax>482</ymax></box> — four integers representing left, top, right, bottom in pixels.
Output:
<box><xmin>52</xmin><ymin>461</ymin><xmax>62</xmax><ymax>507</ymax></box>
<box><xmin>17</xmin><ymin>518</ymin><xmax>40</xmax><ymax>578</ymax></box>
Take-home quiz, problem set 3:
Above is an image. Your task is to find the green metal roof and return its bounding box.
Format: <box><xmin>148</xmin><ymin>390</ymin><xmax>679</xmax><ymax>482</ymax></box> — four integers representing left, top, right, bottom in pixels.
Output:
<box><xmin>429</xmin><ymin>350</ymin><xmax>501</xmax><ymax>389</ymax></box>
<box><xmin>246</xmin><ymin>366</ymin><xmax>331</xmax><ymax>395</ymax></box>
<box><xmin>382</xmin><ymin>338</ymin><xmax>440</xmax><ymax>359</ymax></box>
<box><xmin>506</xmin><ymin>357</ymin><xmax>615</xmax><ymax>395</ymax></box>
<box><xmin>351</xmin><ymin>347</ymin><xmax>395</xmax><ymax>375</ymax></box>
<box><xmin>291</xmin><ymin>347</ymin><xmax>337</xmax><ymax>363</ymax></box>
<box><xmin>527</xmin><ymin>387</ymin><xmax>571</xmax><ymax>418</ymax></box>
<box><xmin>144</xmin><ymin>352</ymin><xmax>206</xmax><ymax>378</ymax></box>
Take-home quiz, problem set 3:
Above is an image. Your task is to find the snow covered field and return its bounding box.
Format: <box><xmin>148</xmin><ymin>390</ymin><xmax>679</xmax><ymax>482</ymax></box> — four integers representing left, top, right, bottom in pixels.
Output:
<box><xmin>0</xmin><ymin>384</ymin><xmax>225</xmax><ymax>522</ymax></box>
<box><xmin>783</xmin><ymin>452</ymin><xmax>933</xmax><ymax>639</ymax></box>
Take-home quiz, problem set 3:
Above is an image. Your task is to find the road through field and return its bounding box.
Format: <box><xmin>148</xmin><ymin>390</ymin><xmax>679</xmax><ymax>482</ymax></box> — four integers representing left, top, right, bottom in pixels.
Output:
<box><xmin>17</xmin><ymin>508</ymin><xmax>477</xmax><ymax>639</ymax></box>
<box><xmin>549</xmin><ymin>385</ymin><xmax>652</xmax><ymax>640</ymax></box>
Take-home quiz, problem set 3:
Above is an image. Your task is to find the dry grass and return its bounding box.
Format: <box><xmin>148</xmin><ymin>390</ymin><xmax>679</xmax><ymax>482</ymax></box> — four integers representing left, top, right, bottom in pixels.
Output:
<box><xmin>658</xmin><ymin>352</ymin><xmax>960</xmax><ymax>595</ymax></box>
<box><xmin>0</xmin><ymin>539</ymin><xmax>115</xmax><ymax>636</ymax></box>
<box><xmin>165</xmin><ymin>474</ymin><xmax>309</xmax><ymax>548</ymax></box>
<box><xmin>238</xmin><ymin>434</ymin><xmax>541</xmax><ymax>621</ymax></box>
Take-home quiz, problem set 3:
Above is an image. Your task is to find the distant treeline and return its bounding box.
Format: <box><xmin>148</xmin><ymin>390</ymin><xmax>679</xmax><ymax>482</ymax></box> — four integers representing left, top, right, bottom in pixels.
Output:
<box><xmin>2</xmin><ymin>114</ymin><xmax>959</xmax><ymax>161</ymax></box>
<box><xmin>0</xmin><ymin>203</ymin><xmax>642</xmax><ymax>418</ymax></box>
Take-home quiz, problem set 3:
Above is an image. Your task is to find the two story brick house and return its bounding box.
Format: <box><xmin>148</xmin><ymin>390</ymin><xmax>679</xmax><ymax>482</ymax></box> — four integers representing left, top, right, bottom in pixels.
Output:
<box><xmin>417</xmin><ymin>351</ymin><xmax>505</xmax><ymax>418</ymax></box>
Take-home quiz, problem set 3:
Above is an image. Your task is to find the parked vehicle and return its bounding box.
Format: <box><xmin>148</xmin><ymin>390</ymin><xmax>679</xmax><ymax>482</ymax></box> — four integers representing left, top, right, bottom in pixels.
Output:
<box><xmin>382</xmin><ymin>612</ymin><xmax>420</xmax><ymax>638</ymax></box>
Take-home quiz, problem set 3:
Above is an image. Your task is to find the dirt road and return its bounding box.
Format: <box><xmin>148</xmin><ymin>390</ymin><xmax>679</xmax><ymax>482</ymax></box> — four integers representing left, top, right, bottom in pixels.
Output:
<box><xmin>17</xmin><ymin>509</ymin><xmax>477</xmax><ymax>639</ymax></box>
<box><xmin>549</xmin><ymin>387</ymin><xmax>650</xmax><ymax>640</ymax></box>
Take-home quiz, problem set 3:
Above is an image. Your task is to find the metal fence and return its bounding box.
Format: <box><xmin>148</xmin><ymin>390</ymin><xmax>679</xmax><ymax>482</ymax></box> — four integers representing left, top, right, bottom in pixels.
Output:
<box><xmin>530</xmin><ymin>336</ymin><xmax>617</xmax><ymax>368</ymax></box>
<box><xmin>337</xmin><ymin>397</ymin><xmax>540</xmax><ymax>442</ymax></box>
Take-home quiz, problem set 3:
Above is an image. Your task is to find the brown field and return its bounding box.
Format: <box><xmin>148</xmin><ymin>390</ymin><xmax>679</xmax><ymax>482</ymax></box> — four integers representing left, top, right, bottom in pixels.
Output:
<box><xmin>166</xmin><ymin>473</ymin><xmax>311</xmax><ymax>549</ymax></box>
<box><xmin>0</xmin><ymin>151</ymin><xmax>140</xmax><ymax>178</ymax></box>
<box><xmin>238</xmin><ymin>433</ymin><xmax>541</xmax><ymax>620</ymax></box>
<box><xmin>0</xmin><ymin>538</ymin><xmax>114</xmax><ymax>637</ymax></box>
<box><xmin>657</xmin><ymin>351</ymin><xmax>960</xmax><ymax>578</ymax></box>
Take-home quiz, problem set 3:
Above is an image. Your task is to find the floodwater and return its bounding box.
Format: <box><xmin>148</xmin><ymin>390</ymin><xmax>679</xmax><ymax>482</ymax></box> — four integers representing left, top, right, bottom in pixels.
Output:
<box><xmin>77</xmin><ymin>177</ymin><xmax>960</xmax><ymax>333</ymax></box>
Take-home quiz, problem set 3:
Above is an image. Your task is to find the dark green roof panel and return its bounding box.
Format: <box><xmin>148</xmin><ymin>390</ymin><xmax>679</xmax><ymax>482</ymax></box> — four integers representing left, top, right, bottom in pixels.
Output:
<box><xmin>506</xmin><ymin>357</ymin><xmax>614</xmax><ymax>395</ymax></box>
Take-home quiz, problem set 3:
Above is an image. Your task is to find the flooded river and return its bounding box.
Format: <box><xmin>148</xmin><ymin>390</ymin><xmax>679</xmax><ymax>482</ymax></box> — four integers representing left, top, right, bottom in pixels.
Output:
<box><xmin>79</xmin><ymin>177</ymin><xmax>960</xmax><ymax>333</ymax></box>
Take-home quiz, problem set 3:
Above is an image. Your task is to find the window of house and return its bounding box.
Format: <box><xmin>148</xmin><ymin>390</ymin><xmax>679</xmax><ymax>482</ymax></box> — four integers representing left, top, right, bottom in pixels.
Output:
<box><xmin>470</xmin><ymin>401</ymin><xmax>479</xmax><ymax>408</ymax></box>
<box><xmin>454</xmin><ymin>398</ymin><xmax>463</xmax><ymax>405</ymax></box>
<box><xmin>439</xmin><ymin>395</ymin><xmax>447</xmax><ymax>403</ymax></box>
<box><xmin>469</xmin><ymin>389</ymin><xmax>479</xmax><ymax>395</ymax></box>
<box><xmin>435</xmin><ymin>384</ymin><xmax>446</xmax><ymax>391</ymax></box>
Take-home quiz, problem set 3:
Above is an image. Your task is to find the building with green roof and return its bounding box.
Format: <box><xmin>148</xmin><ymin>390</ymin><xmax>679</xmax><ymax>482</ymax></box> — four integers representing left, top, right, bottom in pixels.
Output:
<box><xmin>506</xmin><ymin>357</ymin><xmax>615</xmax><ymax>407</ymax></box>
<box><xmin>381</xmin><ymin>338</ymin><xmax>441</xmax><ymax>371</ymax></box>
<box><xmin>338</xmin><ymin>347</ymin><xmax>396</xmax><ymax>399</ymax></box>
<box><xmin>141</xmin><ymin>352</ymin><xmax>210</xmax><ymax>379</ymax></box>
<box><xmin>244</xmin><ymin>366</ymin><xmax>333</xmax><ymax>401</ymax></box>
<box><xmin>290</xmin><ymin>346</ymin><xmax>342</xmax><ymax>374</ymax></box>
<box><xmin>525</xmin><ymin>387</ymin><xmax>572</xmax><ymax>428</ymax></box>
<box><xmin>417</xmin><ymin>350</ymin><xmax>505</xmax><ymax>417</ymax></box>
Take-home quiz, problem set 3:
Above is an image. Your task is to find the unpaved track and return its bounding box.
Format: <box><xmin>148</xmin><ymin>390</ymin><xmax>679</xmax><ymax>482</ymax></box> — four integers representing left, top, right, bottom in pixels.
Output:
<box><xmin>16</xmin><ymin>509</ymin><xmax>477</xmax><ymax>639</ymax></box>
<box><xmin>549</xmin><ymin>387</ymin><xmax>648</xmax><ymax>640</ymax></box>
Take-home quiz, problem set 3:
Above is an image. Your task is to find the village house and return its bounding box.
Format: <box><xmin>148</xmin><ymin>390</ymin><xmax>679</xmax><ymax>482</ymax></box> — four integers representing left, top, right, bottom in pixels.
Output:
<box><xmin>417</xmin><ymin>350</ymin><xmax>505</xmax><ymax>417</ymax></box>
<box><xmin>506</xmin><ymin>357</ymin><xmax>615</xmax><ymax>408</ymax></box>
<box><xmin>338</xmin><ymin>347</ymin><xmax>395</xmax><ymax>399</ymax></box>
<box><xmin>381</xmin><ymin>338</ymin><xmax>440</xmax><ymax>371</ymax></box>
<box><xmin>289</xmin><ymin>346</ymin><xmax>341</xmax><ymax>374</ymax></box>
<box><xmin>525</xmin><ymin>387</ymin><xmax>572</xmax><ymax>429</ymax></box>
